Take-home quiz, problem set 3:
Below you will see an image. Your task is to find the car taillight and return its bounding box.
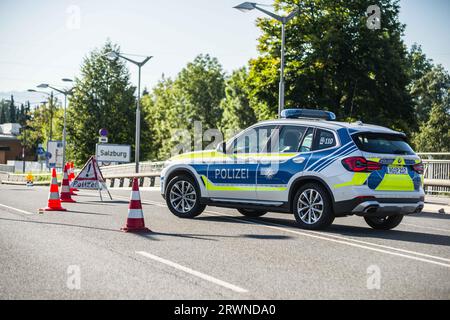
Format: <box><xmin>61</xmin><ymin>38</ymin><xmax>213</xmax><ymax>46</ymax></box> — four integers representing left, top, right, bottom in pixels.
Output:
<box><xmin>413</xmin><ymin>162</ymin><xmax>424</xmax><ymax>174</ymax></box>
<box><xmin>341</xmin><ymin>157</ymin><xmax>382</xmax><ymax>172</ymax></box>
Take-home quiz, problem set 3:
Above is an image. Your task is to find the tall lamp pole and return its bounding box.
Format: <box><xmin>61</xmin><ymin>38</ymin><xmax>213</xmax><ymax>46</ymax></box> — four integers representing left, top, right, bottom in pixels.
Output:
<box><xmin>27</xmin><ymin>89</ymin><xmax>57</xmax><ymax>141</ymax></box>
<box><xmin>105</xmin><ymin>51</ymin><xmax>153</xmax><ymax>173</ymax></box>
<box><xmin>234</xmin><ymin>2</ymin><xmax>298</xmax><ymax>117</ymax></box>
<box><xmin>36</xmin><ymin>79</ymin><xmax>74</xmax><ymax>169</ymax></box>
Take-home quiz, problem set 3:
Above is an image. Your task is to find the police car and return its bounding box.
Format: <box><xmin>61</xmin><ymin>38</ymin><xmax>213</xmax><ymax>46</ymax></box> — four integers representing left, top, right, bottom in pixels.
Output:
<box><xmin>161</xmin><ymin>109</ymin><xmax>424</xmax><ymax>230</ymax></box>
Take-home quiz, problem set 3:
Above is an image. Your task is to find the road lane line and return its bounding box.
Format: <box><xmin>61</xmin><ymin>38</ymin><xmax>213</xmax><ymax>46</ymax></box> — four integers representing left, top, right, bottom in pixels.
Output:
<box><xmin>202</xmin><ymin>211</ymin><xmax>450</xmax><ymax>267</ymax></box>
<box><xmin>136</xmin><ymin>251</ymin><xmax>248</xmax><ymax>293</ymax></box>
<box><xmin>112</xmin><ymin>193</ymin><xmax>450</xmax><ymax>267</ymax></box>
<box><xmin>0</xmin><ymin>203</ymin><xmax>34</xmax><ymax>215</ymax></box>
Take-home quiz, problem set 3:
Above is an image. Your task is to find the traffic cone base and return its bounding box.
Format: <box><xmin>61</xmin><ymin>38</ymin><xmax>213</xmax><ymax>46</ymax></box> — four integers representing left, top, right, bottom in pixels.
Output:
<box><xmin>121</xmin><ymin>178</ymin><xmax>151</xmax><ymax>233</ymax></box>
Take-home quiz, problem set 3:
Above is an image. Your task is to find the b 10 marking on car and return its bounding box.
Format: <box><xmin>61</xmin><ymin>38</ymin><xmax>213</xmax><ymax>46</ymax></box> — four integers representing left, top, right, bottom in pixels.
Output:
<box><xmin>161</xmin><ymin>109</ymin><xmax>425</xmax><ymax>230</ymax></box>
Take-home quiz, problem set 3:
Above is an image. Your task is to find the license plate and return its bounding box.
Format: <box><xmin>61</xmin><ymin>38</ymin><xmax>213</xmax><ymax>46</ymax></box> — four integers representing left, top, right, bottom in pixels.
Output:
<box><xmin>387</xmin><ymin>166</ymin><xmax>407</xmax><ymax>175</ymax></box>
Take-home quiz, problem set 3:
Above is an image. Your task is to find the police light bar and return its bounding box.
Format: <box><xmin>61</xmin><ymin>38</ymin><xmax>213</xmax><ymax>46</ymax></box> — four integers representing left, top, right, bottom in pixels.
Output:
<box><xmin>281</xmin><ymin>108</ymin><xmax>336</xmax><ymax>121</ymax></box>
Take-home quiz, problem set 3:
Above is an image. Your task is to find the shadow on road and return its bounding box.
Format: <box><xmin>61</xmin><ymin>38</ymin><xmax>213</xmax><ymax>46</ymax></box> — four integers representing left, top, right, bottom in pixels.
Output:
<box><xmin>409</xmin><ymin>212</ymin><xmax>450</xmax><ymax>220</ymax></box>
<box><xmin>197</xmin><ymin>214</ymin><xmax>450</xmax><ymax>247</ymax></box>
<box><xmin>68</xmin><ymin>210</ymin><xmax>111</xmax><ymax>216</ymax></box>
<box><xmin>74</xmin><ymin>200</ymin><xmax>129</xmax><ymax>206</ymax></box>
<box><xmin>0</xmin><ymin>217</ymin><xmax>122</xmax><ymax>233</ymax></box>
<box><xmin>135</xmin><ymin>230</ymin><xmax>292</xmax><ymax>242</ymax></box>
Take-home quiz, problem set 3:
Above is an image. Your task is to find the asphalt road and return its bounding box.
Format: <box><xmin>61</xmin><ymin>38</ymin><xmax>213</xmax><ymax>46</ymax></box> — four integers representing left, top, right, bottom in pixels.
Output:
<box><xmin>0</xmin><ymin>184</ymin><xmax>449</xmax><ymax>299</ymax></box>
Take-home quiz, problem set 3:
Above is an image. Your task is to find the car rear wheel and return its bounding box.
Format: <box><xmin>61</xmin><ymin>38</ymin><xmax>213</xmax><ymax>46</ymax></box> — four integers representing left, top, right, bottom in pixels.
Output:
<box><xmin>165</xmin><ymin>175</ymin><xmax>205</xmax><ymax>218</ymax></box>
<box><xmin>237</xmin><ymin>208</ymin><xmax>267</xmax><ymax>217</ymax></box>
<box><xmin>293</xmin><ymin>183</ymin><xmax>334</xmax><ymax>230</ymax></box>
<box><xmin>364</xmin><ymin>215</ymin><xmax>403</xmax><ymax>230</ymax></box>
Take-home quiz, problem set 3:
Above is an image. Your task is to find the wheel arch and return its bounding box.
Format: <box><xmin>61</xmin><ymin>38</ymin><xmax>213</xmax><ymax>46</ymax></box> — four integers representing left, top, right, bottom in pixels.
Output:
<box><xmin>288</xmin><ymin>176</ymin><xmax>336</xmax><ymax>212</ymax></box>
<box><xmin>164</xmin><ymin>166</ymin><xmax>203</xmax><ymax>196</ymax></box>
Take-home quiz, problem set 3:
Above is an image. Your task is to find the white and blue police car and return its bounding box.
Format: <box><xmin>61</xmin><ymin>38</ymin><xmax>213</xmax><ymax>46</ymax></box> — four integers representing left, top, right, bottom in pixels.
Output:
<box><xmin>161</xmin><ymin>109</ymin><xmax>424</xmax><ymax>230</ymax></box>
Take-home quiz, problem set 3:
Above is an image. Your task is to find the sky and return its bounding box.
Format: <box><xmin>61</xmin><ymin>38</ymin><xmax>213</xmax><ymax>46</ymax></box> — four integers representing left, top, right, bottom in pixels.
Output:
<box><xmin>0</xmin><ymin>0</ymin><xmax>449</xmax><ymax>103</ymax></box>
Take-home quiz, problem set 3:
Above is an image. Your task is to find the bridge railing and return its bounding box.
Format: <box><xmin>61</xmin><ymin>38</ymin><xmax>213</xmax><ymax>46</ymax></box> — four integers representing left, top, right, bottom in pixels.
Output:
<box><xmin>100</xmin><ymin>161</ymin><xmax>165</xmax><ymax>188</ymax></box>
<box><xmin>418</xmin><ymin>153</ymin><xmax>450</xmax><ymax>195</ymax></box>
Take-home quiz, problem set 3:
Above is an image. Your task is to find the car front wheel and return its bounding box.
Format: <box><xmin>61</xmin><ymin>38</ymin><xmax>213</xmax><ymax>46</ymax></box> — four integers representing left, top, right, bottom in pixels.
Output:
<box><xmin>165</xmin><ymin>175</ymin><xmax>205</xmax><ymax>218</ymax></box>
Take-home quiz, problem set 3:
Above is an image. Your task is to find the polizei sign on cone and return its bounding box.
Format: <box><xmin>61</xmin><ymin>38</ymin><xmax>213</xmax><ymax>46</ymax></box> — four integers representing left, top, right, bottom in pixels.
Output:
<box><xmin>71</xmin><ymin>156</ymin><xmax>112</xmax><ymax>201</ymax></box>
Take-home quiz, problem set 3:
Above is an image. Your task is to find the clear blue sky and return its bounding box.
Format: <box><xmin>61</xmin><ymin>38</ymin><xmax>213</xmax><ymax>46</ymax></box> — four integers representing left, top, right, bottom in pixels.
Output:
<box><xmin>0</xmin><ymin>0</ymin><xmax>449</xmax><ymax>100</ymax></box>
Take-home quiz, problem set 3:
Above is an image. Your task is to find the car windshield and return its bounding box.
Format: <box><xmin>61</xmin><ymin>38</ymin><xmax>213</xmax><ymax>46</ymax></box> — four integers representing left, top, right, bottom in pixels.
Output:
<box><xmin>352</xmin><ymin>132</ymin><xmax>415</xmax><ymax>155</ymax></box>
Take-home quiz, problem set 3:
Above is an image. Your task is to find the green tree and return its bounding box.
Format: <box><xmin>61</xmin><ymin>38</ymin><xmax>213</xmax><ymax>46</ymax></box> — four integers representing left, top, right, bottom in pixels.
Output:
<box><xmin>220</xmin><ymin>67</ymin><xmax>257</xmax><ymax>139</ymax></box>
<box><xmin>20</xmin><ymin>101</ymin><xmax>63</xmax><ymax>154</ymax></box>
<box><xmin>175</xmin><ymin>54</ymin><xmax>225</xmax><ymax>130</ymax></box>
<box><xmin>412</xmin><ymin>65</ymin><xmax>450</xmax><ymax>152</ymax></box>
<box><xmin>410</xmin><ymin>65</ymin><xmax>449</xmax><ymax>124</ymax></box>
<box><xmin>66</xmin><ymin>41</ymin><xmax>142</xmax><ymax>165</ymax></box>
<box><xmin>413</xmin><ymin>100</ymin><xmax>450</xmax><ymax>152</ymax></box>
<box><xmin>8</xmin><ymin>95</ymin><xmax>16</xmax><ymax>123</ymax></box>
<box><xmin>0</xmin><ymin>100</ymin><xmax>8</xmax><ymax>123</ymax></box>
<box><xmin>141</xmin><ymin>54</ymin><xmax>225</xmax><ymax>160</ymax></box>
<box><xmin>247</xmin><ymin>0</ymin><xmax>414</xmax><ymax>132</ymax></box>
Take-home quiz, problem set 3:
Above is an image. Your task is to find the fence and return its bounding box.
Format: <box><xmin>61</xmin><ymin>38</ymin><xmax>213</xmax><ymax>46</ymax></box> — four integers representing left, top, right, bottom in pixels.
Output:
<box><xmin>100</xmin><ymin>161</ymin><xmax>165</xmax><ymax>188</ymax></box>
<box><xmin>418</xmin><ymin>153</ymin><xmax>450</xmax><ymax>195</ymax></box>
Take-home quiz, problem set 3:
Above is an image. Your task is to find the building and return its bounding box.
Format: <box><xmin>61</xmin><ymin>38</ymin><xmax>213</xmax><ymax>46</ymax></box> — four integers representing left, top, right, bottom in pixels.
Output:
<box><xmin>0</xmin><ymin>123</ymin><xmax>23</xmax><ymax>164</ymax></box>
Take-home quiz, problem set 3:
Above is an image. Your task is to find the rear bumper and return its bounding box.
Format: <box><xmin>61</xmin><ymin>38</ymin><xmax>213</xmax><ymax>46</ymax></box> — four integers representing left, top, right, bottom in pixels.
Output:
<box><xmin>334</xmin><ymin>197</ymin><xmax>424</xmax><ymax>217</ymax></box>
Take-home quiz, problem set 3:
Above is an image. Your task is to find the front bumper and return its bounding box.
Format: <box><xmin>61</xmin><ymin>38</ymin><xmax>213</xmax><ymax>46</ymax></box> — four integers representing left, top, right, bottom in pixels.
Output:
<box><xmin>334</xmin><ymin>197</ymin><xmax>424</xmax><ymax>217</ymax></box>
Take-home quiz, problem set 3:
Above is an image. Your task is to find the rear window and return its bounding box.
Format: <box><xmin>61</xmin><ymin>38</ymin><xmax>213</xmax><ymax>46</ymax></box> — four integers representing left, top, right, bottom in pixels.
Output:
<box><xmin>352</xmin><ymin>133</ymin><xmax>415</xmax><ymax>155</ymax></box>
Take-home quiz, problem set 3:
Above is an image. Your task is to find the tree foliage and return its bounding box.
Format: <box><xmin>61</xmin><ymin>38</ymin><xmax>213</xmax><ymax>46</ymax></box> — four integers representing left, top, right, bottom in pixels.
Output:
<box><xmin>142</xmin><ymin>54</ymin><xmax>225</xmax><ymax>160</ymax></box>
<box><xmin>220</xmin><ymin>67</ymin><xmax>257</xmax><ymax>139</ymax></box>
<box><xmin>412</xmin><ymin>66</ymin><xmax>450</xmax><ymax>152</ymax></box>
<box><xmin>248</xmin><ymin>0</ymin><xmax>414</xmax><ymax>133</ymax></box>
<box><xmin>66</xmin><ymin>41</ymin><xmax>142</xmax><ymax>165</ymax></box>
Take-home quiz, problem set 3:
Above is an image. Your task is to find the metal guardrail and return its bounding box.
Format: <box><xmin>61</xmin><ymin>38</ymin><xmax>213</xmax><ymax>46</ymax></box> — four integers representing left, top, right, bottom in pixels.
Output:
<box><xmin>100</xmin><ymin>161</ymin><xmax>165</xmax><ymax>188</ymax></box>
<box><xmin>418</xmin><ymin>153</ymin><xmax>450</xmax><ymax>194</ymax></box>
<box><xmin>2</xmin><ymin>156</ymin><xmax>449</xmax><ymax>195</ymax></box>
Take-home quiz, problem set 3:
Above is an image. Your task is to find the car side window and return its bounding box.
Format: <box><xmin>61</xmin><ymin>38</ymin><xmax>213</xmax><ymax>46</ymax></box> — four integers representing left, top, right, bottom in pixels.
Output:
<box><xmin>270</xmin><ymin>126</ymin><xmax>306</xmax><ymax>153</ymax></box>
<box><xmin>299</xmin><ymin>128</ymin><xmax>314</xmax><ymax>153</ymax></box>
<box><xmin>314</xmin><ymin>129</ymin><xmax>337</xmax><ymax>150</ymax></box>
<box><xmin>229</xmin><ymin>125</ymin><xmax>276</xmax><ymax>154</ymax></box>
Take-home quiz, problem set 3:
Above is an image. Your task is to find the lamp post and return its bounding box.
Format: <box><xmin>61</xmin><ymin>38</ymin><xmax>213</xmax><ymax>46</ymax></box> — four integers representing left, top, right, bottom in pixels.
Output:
<box><xmin>105</xmin><ymin>51</ymin><xmax>153</xmax><ymax>173</ymax></box>
<box><xmin>27</xmin><ymin>89</ymin><xmax>56</xmax><ymax>140</ymax></box>
<box><xmin>35</xmin><ymin>79</ymin><xmax>74</xmax><ymax>169</ymax></box>
<box><xmin>234</xmin><ymin>2</ymin><xmax>298</xmax><ymax>117</ymax></box>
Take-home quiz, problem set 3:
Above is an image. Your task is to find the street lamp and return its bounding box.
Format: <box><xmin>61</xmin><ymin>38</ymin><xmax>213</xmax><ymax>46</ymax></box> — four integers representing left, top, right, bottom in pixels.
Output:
<box><xmin>27</xmin><ymin>89</ymin><xmax>57</xmax><ymax>140</ymax></box>
<box><xmin>234</xmin><ymin>2</ymin><xmax>298</xmax><ymax>117</ymax></box>
<box><xmin>35</xmin><ymin>79</ymin><xmax>74</xmax><ymax>169</ymax></box>
<box><xmin>105</xmin><ymin>51</ymin><xmax>153</xmax><ymax>173</ymax></box>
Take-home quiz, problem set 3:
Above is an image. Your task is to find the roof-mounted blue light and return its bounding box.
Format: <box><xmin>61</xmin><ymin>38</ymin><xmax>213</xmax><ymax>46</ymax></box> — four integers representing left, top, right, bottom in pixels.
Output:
<box><xmin>281</xmin><ymin>108</ymin><xmax>336</xmax><ymax>121</ymax></box>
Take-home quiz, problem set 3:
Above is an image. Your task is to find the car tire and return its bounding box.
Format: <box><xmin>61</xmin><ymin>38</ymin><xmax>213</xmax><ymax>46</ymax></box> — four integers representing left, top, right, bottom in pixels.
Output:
<box><xmin>237</xmin><ymin>208</ymin><xmax>267</xmax><ymax>217</ymax></box>
<box><xmin>165</xmin><ymin>174</ymin><xmax>206</xmax><ymax>218</ymax></box>
<box><xmin>364</xmin><ymin>215</ymin><xmax>403</xmax><ymax>230</ymax></box>
<box><xmin>293</xmin><ymin>183</ymin><xmax>335</xmax><ymax>230</ymax></box>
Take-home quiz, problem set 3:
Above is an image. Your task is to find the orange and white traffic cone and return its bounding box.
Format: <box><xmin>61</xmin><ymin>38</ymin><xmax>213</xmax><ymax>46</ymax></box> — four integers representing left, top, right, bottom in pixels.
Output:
<box><xmin>39</xmin><ymin>168</ymin><xmax>66</xmax><ymax>212</ymax></box>
<box><xmin>60</xmin><ymin>164</ymin><xmax>76</xmax><ymax>203</ymax></box>
<box><xmin>121</xmin><ymin>178</ymin><xmax>150</xmax><ymax>232</ymax></box>
<box><xmin>69</xmin><ymin>162</ymin><xmax>78</xmax><ymax>194</ymax></box>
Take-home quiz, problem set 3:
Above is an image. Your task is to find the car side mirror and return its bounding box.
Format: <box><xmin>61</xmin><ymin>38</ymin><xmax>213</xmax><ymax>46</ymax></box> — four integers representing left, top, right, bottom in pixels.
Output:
<box><xmin>216</xmin><ymin>141</ymin><xmax>227</xmax><ymax>154</ymax></box>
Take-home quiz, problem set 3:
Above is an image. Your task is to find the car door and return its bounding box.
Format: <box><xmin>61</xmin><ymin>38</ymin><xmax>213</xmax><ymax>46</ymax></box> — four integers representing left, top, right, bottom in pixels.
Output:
<box><xmin>206</xmin><ymin>125</ymin><xmax>276</xmax><ymax>201</ymax></box>
<box><xmin>256</xmin><ymin>125</ymin><xmax>308</xmax><ymax>202</ymax></box>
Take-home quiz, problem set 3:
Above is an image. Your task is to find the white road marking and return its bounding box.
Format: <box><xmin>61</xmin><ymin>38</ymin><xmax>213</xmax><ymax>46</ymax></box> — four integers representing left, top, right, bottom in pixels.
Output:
<box><xmin>112</xmin><ymin>192</ymin><xmax>450</xmax><ymax>268</ymax></box>
<box><xmin>203</xmin><ymin>211</ymin><xmax>450</xmax><ymax>268</ymax></box>
<box><xmin>0</xmin><ymin>203</ymin><xmax>34</xmax><ymax>215</ymax></box>
<box><xmin>136</xmin><ymin>251</ymin><xmax>248</xmax><ymax>293</ymax></box>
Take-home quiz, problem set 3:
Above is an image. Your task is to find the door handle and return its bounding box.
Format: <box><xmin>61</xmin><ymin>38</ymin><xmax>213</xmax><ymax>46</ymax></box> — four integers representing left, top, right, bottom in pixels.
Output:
<box><xmin>293</xmin><ymin>157</ymin><xmax>305</xmax><ymax>164</ymax></box>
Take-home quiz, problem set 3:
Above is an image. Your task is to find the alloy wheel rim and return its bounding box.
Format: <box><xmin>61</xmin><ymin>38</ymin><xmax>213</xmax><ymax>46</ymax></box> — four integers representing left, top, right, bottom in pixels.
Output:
<box><xmin>297</xmin><ymin>189</ymin><xmax>324</xmax><ymax>224</ymax></box>
<box><xmin>170</xmin><ymin>181</ymin><xmax>196</xmax><ymax>213</ymax></box>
